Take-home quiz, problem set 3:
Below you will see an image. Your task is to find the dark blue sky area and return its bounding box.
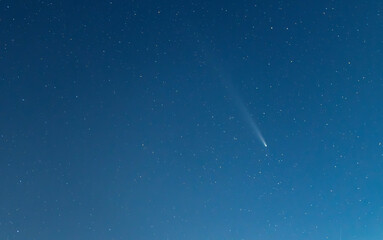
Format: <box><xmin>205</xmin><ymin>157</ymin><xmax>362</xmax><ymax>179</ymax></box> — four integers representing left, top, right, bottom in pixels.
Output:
<box><xmin>1</xmin><ymin>1</ymin><xmax>383</xmax><ymax>239</ymax></box>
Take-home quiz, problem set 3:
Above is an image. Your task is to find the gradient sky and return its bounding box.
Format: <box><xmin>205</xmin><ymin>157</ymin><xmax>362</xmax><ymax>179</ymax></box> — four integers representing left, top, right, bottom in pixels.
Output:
<box><xmin>2</xmin><ymin>0</ymin><xmax>383</xmax><ymax>239</ymax></box>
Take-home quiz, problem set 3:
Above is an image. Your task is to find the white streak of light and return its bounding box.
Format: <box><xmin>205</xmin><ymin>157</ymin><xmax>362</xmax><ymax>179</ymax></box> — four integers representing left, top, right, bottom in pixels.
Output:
<box><xmin>236</xmin><ymin>97</ymin><xmax>268</xmax><ymax>148</ymax></box>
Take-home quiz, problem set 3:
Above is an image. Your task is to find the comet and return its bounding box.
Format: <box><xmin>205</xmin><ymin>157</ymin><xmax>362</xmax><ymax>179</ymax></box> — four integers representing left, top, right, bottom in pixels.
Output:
<box><xmin>215</xmin><ymin>67</ymin><xmax>268</xmax><ymax>148</ymax></box>
<box><xmin>235</xmin><ymin>95</ymin><xmax>268</xmax><ymax>148</ymax></box>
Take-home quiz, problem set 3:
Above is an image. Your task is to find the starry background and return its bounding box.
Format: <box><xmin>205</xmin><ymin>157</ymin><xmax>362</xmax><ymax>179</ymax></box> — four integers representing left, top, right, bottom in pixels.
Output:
<box><xmin>1</xmin><ymin>0</ymin><xmax>383</xmax><ymax>239</ymax></box>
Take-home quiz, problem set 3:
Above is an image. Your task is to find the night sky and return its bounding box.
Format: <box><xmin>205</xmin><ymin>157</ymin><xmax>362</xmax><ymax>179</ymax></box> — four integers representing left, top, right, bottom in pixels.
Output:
<box><xmin>2</xmin><ymin>1</ymin><xmax>383</xmax><ymax>239</ymax></box>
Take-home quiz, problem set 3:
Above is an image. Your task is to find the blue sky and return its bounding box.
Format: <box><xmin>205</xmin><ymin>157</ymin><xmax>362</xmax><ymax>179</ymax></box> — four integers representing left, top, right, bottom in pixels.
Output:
<box><xmin>1</xmin><ymin>0</ymin><xmax>383</xmax><ymax>239</ymax></box>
